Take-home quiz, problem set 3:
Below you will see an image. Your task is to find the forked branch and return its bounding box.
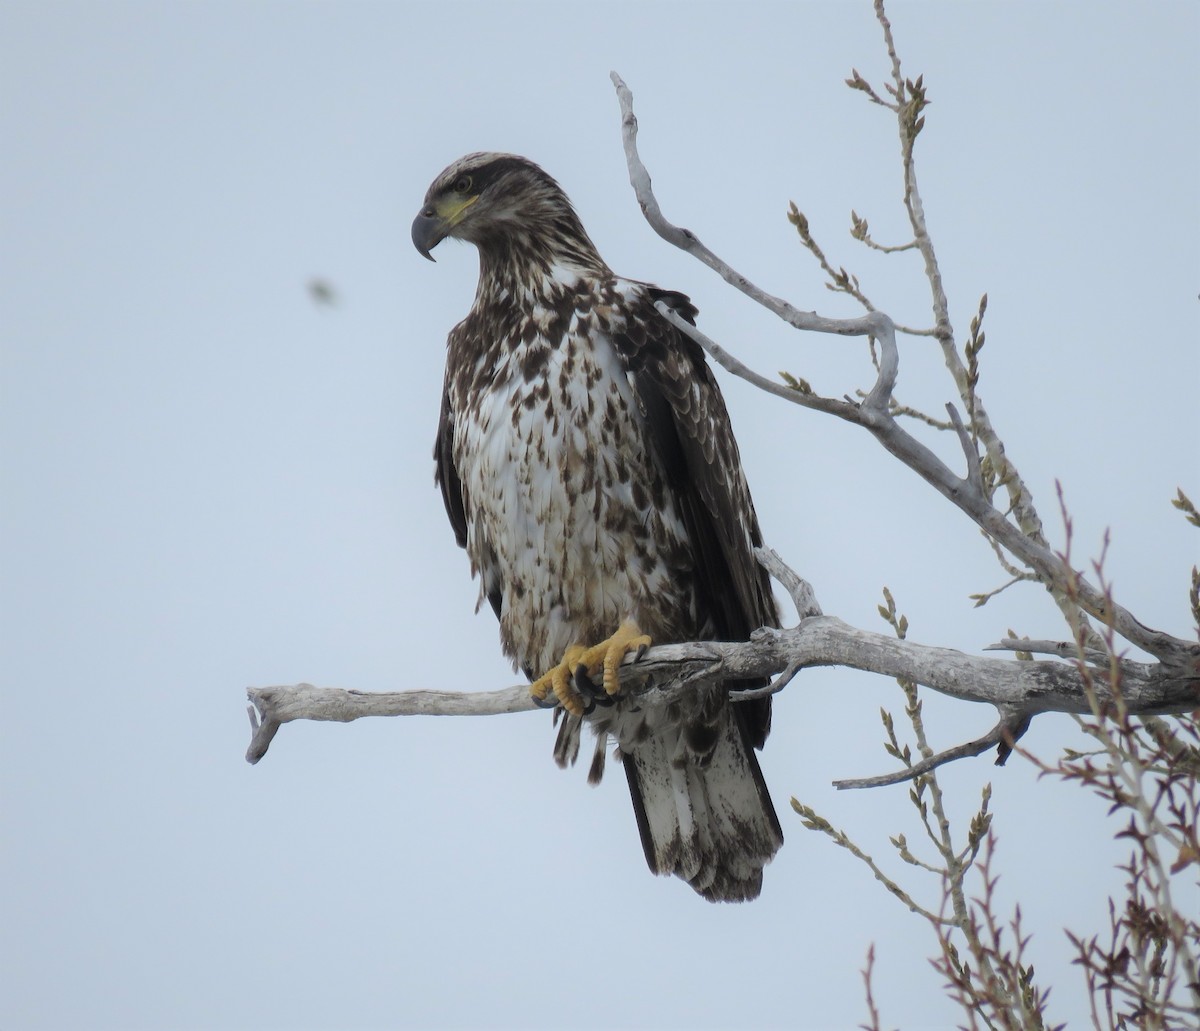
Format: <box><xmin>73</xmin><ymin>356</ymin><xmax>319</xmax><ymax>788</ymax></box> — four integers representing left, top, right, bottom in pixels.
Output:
<box><xmin>609</xmin><ymin>70</ymin><xmax>1198</xmax><ymax>675</ymax></box>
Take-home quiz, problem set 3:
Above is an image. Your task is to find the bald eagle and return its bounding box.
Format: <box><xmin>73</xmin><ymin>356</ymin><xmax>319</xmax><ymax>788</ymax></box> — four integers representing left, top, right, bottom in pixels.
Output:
<box><xmin>413</xmin><ymin>153</ymin><xmax>783</xmax><ymax>901</ymax></box>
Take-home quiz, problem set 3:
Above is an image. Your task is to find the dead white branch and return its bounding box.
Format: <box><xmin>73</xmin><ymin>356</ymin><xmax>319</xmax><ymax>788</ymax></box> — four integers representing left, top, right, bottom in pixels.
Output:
<box><xmin>246</xmin><ymin>620</ymin><xmax>1195</xmax><ymax>770</ymax></box>
<box><xmin>609</xmin><ymin>70</ymin><xmax>1198</xmax><ymax>676</ymax></box>
<box><xmin>246</xmin><ymin>551</ymin><xmax>1197</xmax><ymax>778</ymax></box>
<box><xmin>246</xmin><ymin>683</ymin><xmax>537</xmax><ymax>764</ymax></box>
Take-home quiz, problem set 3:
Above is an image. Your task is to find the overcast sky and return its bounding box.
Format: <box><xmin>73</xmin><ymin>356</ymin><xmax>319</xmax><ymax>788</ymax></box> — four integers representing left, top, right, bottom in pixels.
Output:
<box><xmin>3</xmin><ymin>2</ymin><xmax>1197</xmax><ymax>1029</ymax></box>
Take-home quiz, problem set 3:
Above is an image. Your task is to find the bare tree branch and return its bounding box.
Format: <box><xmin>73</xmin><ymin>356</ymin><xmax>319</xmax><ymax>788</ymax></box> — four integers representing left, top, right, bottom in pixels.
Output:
<box><xmin>833</xmin><ymin>710</ymin><xmax>1030</xmax><ymax>791</ymax></box>
<box><xmin>247</xmin><ymin>550</ymin><xmax>1198</xmax><ymax>776</ymax></box>
<box><xmin>611</xmin><ymin>70</ymin><xmax>1198</xmax><ymax>674</ymax></box>
<box><xmin>986</xmin><ymin>637</ymin><xmax>1114</xmax><ymax>666</ymax></box>
<box><xmin>245</xmin><ymin>683</ymin><xmax>538</xmax><ymax>764</ymax></box>
<box><xmin>608</xmin><ymin>73</ymin><xmax>895</xmax><ymax>353</ymax></box>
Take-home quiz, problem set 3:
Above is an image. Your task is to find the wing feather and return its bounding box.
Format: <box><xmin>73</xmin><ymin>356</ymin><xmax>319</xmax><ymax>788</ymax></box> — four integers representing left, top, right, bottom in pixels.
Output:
<box><xmin>434</xmin><ymin>380</ymin><xmax>468</xmax><ymax>549</ymax></box>
<box><xmin>614</xmin><ymin>287</ymin><xmax>779</xmax><ymax>748</ymax></box>
<box><xmin>435</xmin><ymin>365</ymin><xmax>503</xmax><ymax>622</ymax></box>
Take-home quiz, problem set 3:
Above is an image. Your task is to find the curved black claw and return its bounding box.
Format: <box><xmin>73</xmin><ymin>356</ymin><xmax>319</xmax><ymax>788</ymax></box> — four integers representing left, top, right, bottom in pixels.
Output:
<box><xmin>574</xmin><ymin>664</ymin><xmax>616</xmax><ymax>707</ymax></box>
<box><xmin>531</xmin><ymin>692</ymin><xmax>559</xmax><ymax>709</ymax></box>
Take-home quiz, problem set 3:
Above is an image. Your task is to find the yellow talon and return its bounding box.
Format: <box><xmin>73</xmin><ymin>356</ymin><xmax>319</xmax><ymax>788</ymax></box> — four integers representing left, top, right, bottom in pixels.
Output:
<box><xmin>530</xmin><ymin>644</ymin><xmax>587</xmax><ymax>716</ymax></box>
<box><xmin>577</xmin><ymin>620</ymin><xmax>652</xmax><ymax>697</ymax></box>
<box><xmin>528</xmin><ymin>621</ymin><xmax>652</xmax><ymax>715</ymax></box>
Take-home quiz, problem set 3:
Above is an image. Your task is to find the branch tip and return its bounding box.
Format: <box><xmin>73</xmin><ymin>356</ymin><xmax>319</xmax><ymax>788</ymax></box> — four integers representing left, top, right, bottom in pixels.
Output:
<box><xmin>834</xmin><ymin>710</ymin><xmax>1033</xmax><ymax>790</ymax></box>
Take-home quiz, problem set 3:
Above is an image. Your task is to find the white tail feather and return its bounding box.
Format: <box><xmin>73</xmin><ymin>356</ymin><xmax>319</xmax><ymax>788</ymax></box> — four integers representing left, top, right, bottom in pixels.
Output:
<box><xmin>623</xmin><ymin>707</ymin><xmax>782</xmax><ymax>902</ymax></box>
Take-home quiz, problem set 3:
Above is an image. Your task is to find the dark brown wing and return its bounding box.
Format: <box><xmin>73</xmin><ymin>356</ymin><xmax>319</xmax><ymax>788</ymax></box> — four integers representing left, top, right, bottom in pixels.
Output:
<box><xmin>434</xmin><ymin>367</ymin><xmax>503</xmax><ymax>622</ymax></box>
<box><xmin>434</xmin><ymin>382</ymin><xmax>468</xmax><ymax>549</ymax></box>
<box><xmin>613</xmin><ymin>287</ymin><xmax>779</xmax><ymax>748</ymax></box>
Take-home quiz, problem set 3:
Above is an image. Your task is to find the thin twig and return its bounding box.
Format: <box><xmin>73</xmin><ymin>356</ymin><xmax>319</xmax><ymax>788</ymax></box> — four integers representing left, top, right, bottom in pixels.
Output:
<box><xmin>946</xmin><ymin>402</ymin><xmax>983</xmax><ymax>494</ymax></box>
<box><xmin>986</xmin><ymin>637</ymin><xmax>1114</xmax><ymax>666</ymax></box>
<box><xmin>757</xmin><ymin>545</ymin><xmax>823</xmax><ymax>618</ymax></box>
<box><xmin>834</xmin><ymin>710</ymin><xmax>1031</xmax><ymax>790</ymax></box>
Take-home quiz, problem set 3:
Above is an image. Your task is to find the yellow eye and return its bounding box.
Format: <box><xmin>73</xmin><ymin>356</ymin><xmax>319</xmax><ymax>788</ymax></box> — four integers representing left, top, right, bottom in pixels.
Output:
<box><xmin>452</xmin><ymin>175</ymin><xmax>473</xmax><ymax>194</ymax></box>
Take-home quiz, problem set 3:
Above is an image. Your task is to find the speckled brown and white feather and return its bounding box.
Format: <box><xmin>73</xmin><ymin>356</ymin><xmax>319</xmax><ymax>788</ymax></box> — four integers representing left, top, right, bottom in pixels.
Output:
<box><xmin>422</xmin><ymin>153</ymin><xmax>782</xmax><ymax>901</ymax></box>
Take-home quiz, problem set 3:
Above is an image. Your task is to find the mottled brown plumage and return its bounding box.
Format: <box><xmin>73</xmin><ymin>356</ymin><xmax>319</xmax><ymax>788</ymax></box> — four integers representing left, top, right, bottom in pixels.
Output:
<box><xmin>414</xmin><ymin>153</ymin><xmax>782</xmax><ymax>901</ymax></box>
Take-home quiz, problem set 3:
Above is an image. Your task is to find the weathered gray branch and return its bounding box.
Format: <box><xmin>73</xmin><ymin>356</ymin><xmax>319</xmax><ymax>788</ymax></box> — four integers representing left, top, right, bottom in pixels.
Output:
<box><xmin>246</xmin><ymin>550</ymin><xmax>1198</xmax><ymax>780</ymax></box>
<box><xmin>246</xmin><ymin>619</ymin><xmax>1197</xmax><ymax>770</ymax></box>
<box><xmin>610</xmin><ymin>70</ymin><xmax>1198</xmax><ymax>676</ymax></box>
<box><xmin>246</xmin><ymin>683</ymin><xmax>538</xmax><ymax>764</ymax></box>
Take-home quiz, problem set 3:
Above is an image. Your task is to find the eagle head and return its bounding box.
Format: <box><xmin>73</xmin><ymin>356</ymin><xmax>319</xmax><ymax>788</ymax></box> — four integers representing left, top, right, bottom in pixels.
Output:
<box><xmin>411</xmin><ymin>152</ymin><xmax>599</xmax><ymax>270</ymax></box>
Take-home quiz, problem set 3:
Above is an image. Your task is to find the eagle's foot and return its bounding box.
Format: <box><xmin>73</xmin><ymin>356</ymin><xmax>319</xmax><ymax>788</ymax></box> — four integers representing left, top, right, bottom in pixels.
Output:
<box><xmin>529</xmin><ymin>621</ymin><xmax>652</xmax><ymax>717</ymax></box>
<box><xmin>574</xmin><ymin>621</ymin><xmax>652</xmax><ymax>699</ymax></box>
<box><xmin>530</xmin><ymin>643</ymin><xmax>590</xmax><ymax>716</ymax></box>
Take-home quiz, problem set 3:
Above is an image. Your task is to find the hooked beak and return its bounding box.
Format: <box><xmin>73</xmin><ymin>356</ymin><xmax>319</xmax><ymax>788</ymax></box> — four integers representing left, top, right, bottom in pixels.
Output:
<box><xmin>411</xmin><ymin>208</ymin><xmax>447</xmax><ymax>262</ymax></box>
<box><xmin>411</xmin><ymin>193</ymin><xmax>480</xmax><ymax>262</ymax></box>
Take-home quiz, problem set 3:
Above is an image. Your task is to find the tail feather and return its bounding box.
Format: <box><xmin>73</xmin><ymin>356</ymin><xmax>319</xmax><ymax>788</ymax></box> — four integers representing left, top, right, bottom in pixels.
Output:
<box><xmin>622</xmin><ymin>705</ymin><xmax>782</xmax><ymax>902</ymax></box>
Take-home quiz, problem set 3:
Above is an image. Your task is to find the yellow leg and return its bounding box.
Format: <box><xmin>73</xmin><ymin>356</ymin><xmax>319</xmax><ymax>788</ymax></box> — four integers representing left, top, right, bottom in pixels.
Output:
<box><xmin>529</xmin><ymin>621</ymin><xmax>652</xmax><ymax>716</ymax></box>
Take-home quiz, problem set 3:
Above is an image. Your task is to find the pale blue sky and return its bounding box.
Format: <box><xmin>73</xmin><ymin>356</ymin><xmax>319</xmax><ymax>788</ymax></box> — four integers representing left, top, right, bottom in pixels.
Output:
<box><xmin>3</xmin><ymin>2</ymin><xmax>1197</xmax><ymax>1029</ymax></box>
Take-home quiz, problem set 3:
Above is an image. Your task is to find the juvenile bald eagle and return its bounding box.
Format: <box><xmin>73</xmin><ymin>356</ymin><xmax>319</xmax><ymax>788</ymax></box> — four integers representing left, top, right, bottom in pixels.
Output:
<box><xmin>413</xmin><ymin>153</ymin><xmax>783</xmax><ymax>901</ymax></box>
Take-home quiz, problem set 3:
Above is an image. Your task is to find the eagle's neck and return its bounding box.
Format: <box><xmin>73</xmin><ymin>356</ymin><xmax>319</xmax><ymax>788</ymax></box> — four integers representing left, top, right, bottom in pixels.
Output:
<box><xmin>473</xmin><ymin>213</ymin><xmax>610</xmax><ymax>314</ymax></box>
